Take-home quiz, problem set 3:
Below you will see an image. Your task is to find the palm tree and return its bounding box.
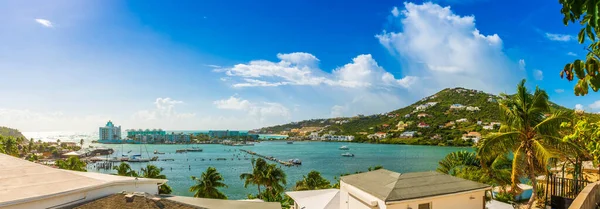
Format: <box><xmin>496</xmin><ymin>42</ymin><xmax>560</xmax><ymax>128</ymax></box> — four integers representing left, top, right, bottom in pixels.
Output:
<box><xmin>478</xmin><ymin>79</ymin><xmax>571</xmax><ymax>209</ymax></box>
<box><xmin>0</xmin><ymin>136</ymin><xmax>20</xmax><ymax>156</ymax></box>
<box><xmin>295</xmin><ymin>170</ymin><xmax>331</xmax><ymax>191</ymax></box>
<box><xmin>437</xmin><ymin>151</ymin><xmax>480</xmax><ymax>176</ymax></box>
<box><xmin>141</xmin><ymin>164</ymin><xmax>171</xmax><ymax>194</ymax></box>
<box><xmin>263</xmin><ymin>163</ymin><xmax>287</xmax><ymax>193</ymax></box>
<box><xmin>190</xmin><ymin>167</ymin><xmax>228</xmax><ymax>199</ymax></box>
<box><xmin>240</xmin><ymin>158</ymin><xmax>267</xmax><ymax>194</ymax></box>
<box><xmin>113</xmin><ymin>162</ymin><xmax>138</xmax><ymax>177</ymax></box>
<box><xmin>56</xmin><ymin>156</ymin><xmax>87</xmax><ymax>171</ymax></box>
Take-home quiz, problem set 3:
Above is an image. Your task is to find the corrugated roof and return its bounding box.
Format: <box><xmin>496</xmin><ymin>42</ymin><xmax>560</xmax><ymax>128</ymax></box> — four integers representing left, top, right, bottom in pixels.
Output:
<box><xmin>341</xmin><ymin>169</ymin><xmax>490</xmax><ymax>202</ymax></box>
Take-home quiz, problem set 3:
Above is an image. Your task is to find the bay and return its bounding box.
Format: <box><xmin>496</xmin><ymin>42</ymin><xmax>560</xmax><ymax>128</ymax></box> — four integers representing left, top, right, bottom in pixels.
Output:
<box><xmin>88</xmin><ymin>141</ymin><xmax>471</xmax><ymax>199</ymax></box>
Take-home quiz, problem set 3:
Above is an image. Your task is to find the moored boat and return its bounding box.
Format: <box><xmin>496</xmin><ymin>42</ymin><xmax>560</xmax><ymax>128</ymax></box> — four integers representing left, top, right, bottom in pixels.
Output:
<box><xmin>186</xmin><ymin>147</ymin><xmax>203</xmax><ymax>152</ymax></box>
<box><xmin>175</xmin><ymin>149</ymin><xmax>187</xmax><ymax>153</ymax></box>
<box><xmin>339</xmin><ymin>146</ymin><xmax>349</xmax><ymax>150</ymax></box>
<box><xmin>341</xmin><ymin>152</ymin><xmax>355</xmax><ymax>157</ymax></box>
<box><xmin>287</xmin><ymin>141</ymin><xmax>293</xmax><ymax>144</ymax></box>
<box><xmin>153</xmin><ymin>150</ymin><xmax>165</xmax><ymax>154</ymax></box>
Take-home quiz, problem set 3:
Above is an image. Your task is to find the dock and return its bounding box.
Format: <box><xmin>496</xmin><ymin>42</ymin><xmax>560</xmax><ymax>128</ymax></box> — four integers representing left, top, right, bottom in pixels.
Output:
<box><xmin>239</xmin><ymin>149</ymin><xmax>300</xmax><ymax>167</ymax></box>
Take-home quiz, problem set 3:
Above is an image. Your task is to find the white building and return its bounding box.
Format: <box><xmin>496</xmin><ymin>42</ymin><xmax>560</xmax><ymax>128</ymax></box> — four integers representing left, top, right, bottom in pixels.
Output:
<box><xmin>466</xmin><ymin>106</ymin><xmax>480</xmax><ymax>111</ymax></box>
<box><xmin>455</xmin><ymin>118</ymin><xmax>468</xmax><ymax>123</ymax></box>
<box><xmin>450</xmin><ymin>104</ymin><xmax>465</xmax><ymax>109</ymax></box>
<box><xmin>322</xmin><ymin>135</ymin><xmax>354</xmax><ymax>141</ymax></box>
<box><xmin>339</xmin><ymin>169</ymin><xmax>491</xmax><ymax>209</ymax></box>
<box><xmin>99</xmin><ymin>120</ymin><xmax>121</xmax><ymax>141</ymax></box>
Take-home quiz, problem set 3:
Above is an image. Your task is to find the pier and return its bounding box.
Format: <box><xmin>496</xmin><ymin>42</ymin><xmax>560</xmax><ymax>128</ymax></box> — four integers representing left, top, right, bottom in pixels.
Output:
<box><xmin>239</xmin><ymin>149</ymin><xmax>300</xmax><ymax>167</ymax></box>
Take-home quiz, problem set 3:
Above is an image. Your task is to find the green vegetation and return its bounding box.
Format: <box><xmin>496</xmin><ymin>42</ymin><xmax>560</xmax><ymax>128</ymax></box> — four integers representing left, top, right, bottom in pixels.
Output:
<box><xmin>558</xmin><ymin>0</ymin><xmax>600</xmax><ymax>95</ymax></box>
<box><xmin>0</xmin><ymin>126</ymin><xmax>26</xmax><ymax>140</ymax></box>
<box><xmin>141</xmin><ymin>164</ymin><xmax>172</xmax><ymax>194</ymax></box>
<box><xmin>0</xmin><ymin>136</ymin><xmax>20</xmax><ymax>157</ymax></box>
<box><xmin>113</xmin><ymin>162</ymin><xmax>139</xmax><ymax>177</ymax></box>
<box><xmin>190</xmin><ymin>166</ymin><xmax>228</xmax><ymax>199</ymax></box>
<box><xmin>56</xmin><ymin>156</ymin><xmax>87</xmax><ymax>172</ymax></box>
<box><xmin>294</xmin><ymin>170</ymin><xmax>331</xmax><ymax>191</ymax></box>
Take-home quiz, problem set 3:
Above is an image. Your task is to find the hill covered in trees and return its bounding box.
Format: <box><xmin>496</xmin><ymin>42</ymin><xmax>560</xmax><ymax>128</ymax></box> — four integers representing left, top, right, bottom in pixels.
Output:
<box><xmin>257</xmin><ymin>87</ymin><xmax>594</xmax><ymax>146</ymax></box>
<box><xmin>0</xmin><ymin>126</ymin><xmax>26</xmax><ymax>139</ymax></box>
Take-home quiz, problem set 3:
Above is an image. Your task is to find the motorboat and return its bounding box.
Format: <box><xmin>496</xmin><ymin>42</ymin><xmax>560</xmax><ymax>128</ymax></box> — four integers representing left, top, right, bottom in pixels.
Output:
<box><xmin>175</xmin><ymin>149</ymin><xmax>187</xmax><ymax>153</ymax></box>
<box><xmin>339</xmin><ymin>146</ymin><xmax>349</xmax><ymax>150</ymax></box>
<box><xmin>287</xmin><ymin>141</ymin><xmax>293</xmax><ymax>144</ymax></box>
<box><xmin>341</xmin><ymin>152</ymin><xmax>355</xmax><ymax>157</ymax></box>
<box><xmin>129</xmin><ymin>154</ymin><xmax>150</xmax><ymax>162</ymax></box>
<box><xmin>288</xmin><ymin>159</ymin><xmax>302</xmax><ymax>165</ymax></box>
<box><xmin>153</xmin><ymin>150</ymin><xmax>165</xmax><ymax>154</ymax></box>
<box><xmin>186</xmin><ymin>147</ymin><xmax>203</xmax><ymax>152</ymax></box>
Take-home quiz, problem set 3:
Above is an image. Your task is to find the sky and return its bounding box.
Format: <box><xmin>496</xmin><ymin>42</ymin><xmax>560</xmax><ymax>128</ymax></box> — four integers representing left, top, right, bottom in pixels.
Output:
<box><xmin>1</xmin><ymin>0</ymin><xmax>599</xmax><ymax>132</ymax></box>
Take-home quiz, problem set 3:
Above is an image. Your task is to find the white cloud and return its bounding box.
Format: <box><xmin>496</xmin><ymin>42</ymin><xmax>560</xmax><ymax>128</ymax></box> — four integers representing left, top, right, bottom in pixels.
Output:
<box><xmin>555</xmin><ymin>89</ymin><xmax>565</xmax><ymax>93</ymax></box>
<box><xmin>217</xmin><ymin>52</ymin><xmax>416</xmax><ymax>89</ymax></box>
<box><xmin>0</xmin><ymin>108</ymin><xmax>107</xmax><ymax>132</ymax></box>
<box><xmin>391</xmin><ymin>7</ymin><xmax>400</xmax><ymax>17</ymax></box>
<box><xmin>330</xmin><ymin>105</ymin><xmax>349</xmax><ymax>117</ymax></box>
<box><xmin>575</xmin><ymin>104</ymin><xmax>584</xmax><ymax>110</ymax></box>
<box><xmin>213</xmin><ymin>96</ymin><xmax>252</xmax><ymax>110</ymax></box>
<box><xmin>213</xmin><ymin>96</ymin><xmax>291</xmax><ymax>122</ymax></box>
<box><xmin>589</xmin><ymin>101</ymin><xmax>600</xmax><ymax>109</ymax></box>
<box><xmin>375</xmin><ymin>2</ymin><xmax>518</xmax><ymax>94</ymax></box>
<box><xmin>133</xmin><ymin>98</ymin><xmax>195</xmax><ymax>121</ymax></box>
<box><xmin>518</xmin><ymin>59</ymin><xmax>526</xmax><ymax>71</ymax></box>
<box><xmin>34</xmin><ymin>19</ymin><xmax>53</xmax><ymax>28</ymax></box>
<box><xmin>567</xmin><ymin>52</ymin><xmax>577</xmax><ymax>56</ymax></box>
<box><xmin>533</xmin><ymin>69</ymin><xmax>543</xmax><ymax>80</ymax></box>
<box><xmin>545</xmin><ymin>33</ymin><xmax>573</xmax><ymax>42</ymax></box>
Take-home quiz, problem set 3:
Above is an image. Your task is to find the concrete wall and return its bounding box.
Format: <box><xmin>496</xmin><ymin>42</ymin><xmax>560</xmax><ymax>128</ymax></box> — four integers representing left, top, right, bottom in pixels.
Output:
<box><xmin>569</xmin><ymin>182</ymin><xmax>600</xmax><ymax>209</ymax></box>
<box><xmin>3</xmin><ymin>182</ymin><xmax>159</xmax><ymax>209</ymax></box>
<box><xmin>340</xmin><ymin>180</ymin><xmax>486</xmax><ymax>209</ymax></box>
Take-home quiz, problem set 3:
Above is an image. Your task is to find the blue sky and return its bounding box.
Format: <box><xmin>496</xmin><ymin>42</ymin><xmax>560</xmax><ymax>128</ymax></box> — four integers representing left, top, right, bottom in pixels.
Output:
<box><xmin>1</xmin><ymin>0</ymin><xmax>599</xmax><ymax>132</ymax></box>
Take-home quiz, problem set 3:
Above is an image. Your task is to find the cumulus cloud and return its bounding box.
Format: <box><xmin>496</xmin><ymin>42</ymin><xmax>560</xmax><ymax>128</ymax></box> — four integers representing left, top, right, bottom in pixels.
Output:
<box><xmin>555</xmin><ymin>89</ymin><xmax>565</xmax><ymax>93</ymax></box>
<box><xmin>34</xmin><ymin>19</ymin><xmax>53</xmax><ymax>28</ymax></box>
<box><xmin>375</xmin><ymin>2</ymin><xmax>518</xmax><ymax>94</ymax></box>
<box><xmin>216</xmin><ymin>53</ymin><xmax>416</xmax><ymax>89</ymax></box>
<box><xmin>567</xmin><ymin>52</ymin><xmax>577</xmax><ymax>56</ymax></box>
<box><xmin>213</xmin><ymin>96</ymin><xmax>291</xmax><ymax>122</ymax></box>
<box><xmin>134</xmin><ymin>98</ymin><xmax>195</xmax><ymax>121</ymax></box>
<box><xmin>546</xmin><ymin>33</ymin><xmax>573</xmax><ymax>42</ymax></box>
<box><xmin>575</xmin><ymin>104</ymin><xmax>584</xmax><ymax>110</ymax></box>
<box><xmin>0</xmin><ymin>108</ymin><xmax>107</xmax><ymax>132</ymax></box>
<box><xmin>533</xmin><ymin>69</ymin><xmax>543</xmax><ymax>80</ymax></box>
<box><xmin>518</xmin><ymin>59</ymin><xmax>526</xmax><ymax>71</ymax></box>
<box><xmin>590</xmin><ymin>100</ymin><xmax>600</xmax><ymax>109</ymax></box>
<box><xmin>391</xmin><ymin>7</ymin><xmax>400</xmax><ymax>17</ymax></box>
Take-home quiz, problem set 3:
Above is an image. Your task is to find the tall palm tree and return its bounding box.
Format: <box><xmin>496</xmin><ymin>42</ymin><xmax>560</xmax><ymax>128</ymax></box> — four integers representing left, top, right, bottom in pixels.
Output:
<box><xmin>437</xmin><ymin>151</ymin><xmax>479</xmax><ymax>176</ymax></box>
<box><xmin>295</xmin><ymin>170</ymin><xmax>331</xmax><ymax>191</ymax></box>
<box><xmin>190</xmin><ymin>167</ymin><xmax>228</xmax><ymax>199</ymax></box>
<box><xmin>263</xmin><ymin>163</ymin><xmax>287</xmax><ymax>193</ymax></box>
<box><xmin>56</xmin><ymin>156</ymin><xmax>87</xmax><ymax>171</ymax></box>
<box><xmin>240</xmin><ymin>158</ymin><xmax>267</xmax><ymax>194</ymax></box>
<box><xmin>141</xmin><ymin>164</ymin><xmax>171</xmax><ymax>194</ymax></box>
<box><xmin>113</xmin><ymin>162</ymin><xmax>138</xmax><ymax>177</ymax></box>
<box><xmin>478</xmin><ymin>79</ymin><xmax>571</xmax><ymax>209</ymax></box>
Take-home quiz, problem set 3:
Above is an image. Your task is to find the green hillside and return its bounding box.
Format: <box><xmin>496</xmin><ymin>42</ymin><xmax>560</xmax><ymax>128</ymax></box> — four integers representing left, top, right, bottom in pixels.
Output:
<box><xmin>0</xmin><ymin>126</ymin><xmax>27</xmax><ymax>140</ymax></box>
<box><xmin>258</xmin><ymin>87</ymin><xmax>597</xmax><ymax>146</ymax></box>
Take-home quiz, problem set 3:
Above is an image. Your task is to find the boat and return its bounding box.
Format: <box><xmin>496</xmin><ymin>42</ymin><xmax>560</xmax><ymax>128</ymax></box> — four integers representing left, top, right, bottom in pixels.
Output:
<box><xmin>339</xmin><ymin>146</ymin><xmax>349</xmax><ymax>150</ymax></box>
<box><xmin>186</xmin><ymin>147</ymin><xmax>203</xmax><ymax>152</ymax></box>
<box><xmin>341</xmin><ymin>152</ymin><xmax>355</xmax><ymax>157</ymax></box>
<box><xmin>287</xmin><ymin>141</ymin><xmax>293</xmax><ymax>144</ymax></box>
<box><xmin>175</xmin><ymin>149</ymin><xmax>187</xmax><ymax>153</ymax></box>
<box><xmin>128</xmin><ymin>154</ymin><xmax>150</xmax><ymax>162</ymax></box>
<box><xmin>215</xmin><ymin>158</ymin><xmax>227</xmax><ymax>161</ymax></box>
<box><xmin>288</xmin><ymin>159</ymin><xmax>302</xmax><ymax>165</ymax></box>
<box><xmin>153</xmin><ymin>150</ymin><xmax>165</xmax><ymax>154</ymax></box>
<box><xmin>120</xmin><ymin>155</ymin><xmax>129</xmax><ymax>161</ymax></box>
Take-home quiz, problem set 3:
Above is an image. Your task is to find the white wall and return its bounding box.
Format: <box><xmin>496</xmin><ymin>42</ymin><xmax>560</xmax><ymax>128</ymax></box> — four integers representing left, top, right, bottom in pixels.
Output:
<box><xmin>3</xmin><ymin>182</ymin><xmax>159</xmax><ymax>209</ymax></box>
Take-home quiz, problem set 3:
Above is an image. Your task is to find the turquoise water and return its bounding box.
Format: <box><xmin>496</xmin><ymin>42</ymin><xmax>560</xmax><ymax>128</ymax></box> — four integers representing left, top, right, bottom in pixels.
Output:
<box><xmin>89</xmin><ymin>141</ymin><xmax>470</xmax><ymax>199</ymax></box>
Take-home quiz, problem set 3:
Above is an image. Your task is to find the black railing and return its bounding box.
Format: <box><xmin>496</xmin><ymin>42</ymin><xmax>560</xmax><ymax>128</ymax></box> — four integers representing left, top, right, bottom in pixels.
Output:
<box><xmin>544</xmin><ymin>174</ymin><xmax>591</xmax><ymax>209</ymax></box>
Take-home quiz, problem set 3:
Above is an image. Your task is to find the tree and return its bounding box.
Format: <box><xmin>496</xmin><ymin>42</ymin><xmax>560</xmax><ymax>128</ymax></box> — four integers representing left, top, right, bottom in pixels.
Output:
<box><xmin>56</xmin><ymin>156</ymin><xmax>87</xmax><ymax>171</ymax></box>
<box><xmin>262</xmin><ymin>163</ymin><xmax>287</xmax><ymax>194</ymax></box>
<box><xmin>141</xmin><ymin>164</ymin><xmax>171</xmax><ymax>194</ymax></box>
<box><xmin>113</xmin><ymin>162</ymin><xmax>138</xmax><ymax>177</ymax></box>
<box><xmin>80</xmin><ymin>139</ymin><xmax>84</xmax><ymax>148</ymax></box>
<box><xmin>437</xmin><ymin>151</ymin><xmax>479</xmax><ymax>176</ymax></box>
<box><xmin>240</xmin><ymin>158</ymin><xmax>268</xmax><ymax>194</ymax></box>
<box><xmin>558</xmin><ymin>0</ymin><xmax>600</xmax><ymax>95</ymax></box>
<box><xmin>190</xmin><ymin>167</ymin><xmax>228</xmax><ymax>199</ymax></box>
<box><xmin>0</xmin><ymin>136</ymin><xmax>20</xmax><ymax>157</ymax></box>
<box><xmin>295</xmin><ymin>170</ymin><xmax>331</xmax><ymax>191</ymax></box>
<box><xmin>478</xmin><ymin>79</ymin><xmax>571</xmax><ymax>209</ymax></box>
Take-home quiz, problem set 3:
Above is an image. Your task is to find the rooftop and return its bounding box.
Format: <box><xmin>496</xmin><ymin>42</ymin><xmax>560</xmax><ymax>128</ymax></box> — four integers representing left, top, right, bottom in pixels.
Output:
<box><xmin>0</xmin><ymin>153</ymin><xmax>166</xmax><ymax>207</ymax></box>
<box><xmin>286</xmin><ymin>189</ymin><xmax>340</xmax><ymax>209</ymax></box>
<box><xmin>163</xmin><ymin>195</ymin><xmax>281</xmax><ymax>209</ymax></box>
<box><xmin>341</xmin><ymin>169</ymin><xmax>490</xmax><ymax>202</ymax></box>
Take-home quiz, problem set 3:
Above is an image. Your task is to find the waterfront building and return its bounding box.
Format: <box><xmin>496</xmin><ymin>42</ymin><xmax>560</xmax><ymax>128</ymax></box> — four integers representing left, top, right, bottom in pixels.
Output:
<box><xmin>98</xmin><ymin>120</ymin><xmax>121</xmax><ymax>142</ymax></box>
<box><xmin>125</xmin><ymin>129</ymin><xmax>191</xmax><ymax>144</ymax></box>
<box><xmin>321</xmin><ymin>134</ymin><xmax>354</xmax><ymax>141</ymax></box>
<box><xmin>207</xmin><ymin>130</ymin><xmax>258</xmax><ymax>139</ymax></box>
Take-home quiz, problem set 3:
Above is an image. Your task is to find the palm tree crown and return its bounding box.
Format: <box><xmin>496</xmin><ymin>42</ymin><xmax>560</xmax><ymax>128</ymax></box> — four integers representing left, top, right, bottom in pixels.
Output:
<box><xmin>190</xmin><ymin>167</ymin><xmax>228</xmax><ymax>199</ymax></box>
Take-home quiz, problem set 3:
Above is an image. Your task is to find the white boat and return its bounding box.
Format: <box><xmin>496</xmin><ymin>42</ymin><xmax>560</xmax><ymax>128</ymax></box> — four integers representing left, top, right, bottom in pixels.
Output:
<box><xmin>153</xmin><ymin>150</ymin><xmax>165</xmax><ymax>154</ymax></box>
<box><xmin>341</xmin><ymin>152</ymin><xmax>355</xmax><ymax>157</ymax></box>
<box><xmin>339</xmin><ymin>146</ymin><xmax>349</xmax><ymax>150</ymax></box>
<box><xmin>129</xmin><ymin>154</ymin><xmax>150</xmax><ymax>162</ymax></box>
<box><xmin>186</xmin><ymin>147</ymin><xmax>203</xmax><ymax>152</ymax></box>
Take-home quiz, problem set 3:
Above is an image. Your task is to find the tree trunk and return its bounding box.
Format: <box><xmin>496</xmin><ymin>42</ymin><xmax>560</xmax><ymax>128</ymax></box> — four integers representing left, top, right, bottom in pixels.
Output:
<box><xmin>526</xmin><ymin>152</ymin><xmax>537</xmax><ymax>209</ymax></box>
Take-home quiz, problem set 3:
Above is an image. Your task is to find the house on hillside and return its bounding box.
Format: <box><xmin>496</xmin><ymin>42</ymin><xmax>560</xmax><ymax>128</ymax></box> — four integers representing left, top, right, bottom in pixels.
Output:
<box><xmin>368</xmin><ymin>132</ymin><xmax>387</xmax><ymax>140</ymax></box>
<box><xmin>339</xmin><ymin>169</ymin><xmax>491</xmax><ymax>209</ymax></box>
<box><xmin>462</xmin><ymin>132</ymin><xmax>482</xmax><ymax>143</ymax></box>
<box><xmin>417</xmin><ymin>122</ymin><xmax>430</xmax><ymax>128</ymax></box>
<box><xmin>445</xmin><ymin>121</ymin><xmax>456</xmax><ymax>127</ymax></box>
<box><xmin>417</xmin><ymin>113</ymin><xmax>429</xmax><ymax>118</ymax></box>
<box><xmin>450</xmin><ymin>104</ymin><xmax>465</xmax><ymax>109</ymax></box>
<box><xmin>466</xmin><ymin>106</ymin><xmax>480</xmax><ymax>111</ymax></box>
<box><xmin>455</xmin><ymin>118</ymin><xmax>468</xmax><ymax>123</ymax></box>
<box><xmin>396</xmin><ymin>121</ymin><xmax>408</xmax><ymax>131</ymax></box>
<box><xmin>404</xmin><ymin>114</ymin><xmax>411</xmax><ymax>118</ymax></box>
<box><xmin>400</xmin><ymin>131</ymin><xmax>416</xmax><ymax>138</ymax></box>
